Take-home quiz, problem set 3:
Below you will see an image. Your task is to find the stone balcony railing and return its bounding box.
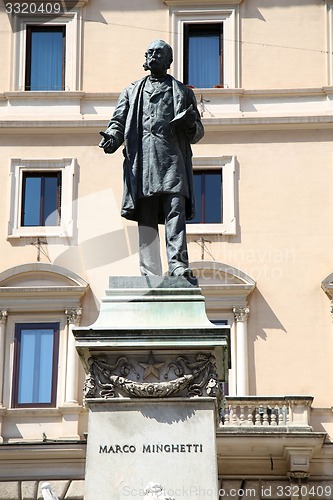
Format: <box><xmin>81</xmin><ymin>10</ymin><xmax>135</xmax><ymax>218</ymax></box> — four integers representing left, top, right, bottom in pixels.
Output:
<box><xmin>219</xmin><ymin>396</ymin><xmax>313</xmax><ymax>431</ymax></box>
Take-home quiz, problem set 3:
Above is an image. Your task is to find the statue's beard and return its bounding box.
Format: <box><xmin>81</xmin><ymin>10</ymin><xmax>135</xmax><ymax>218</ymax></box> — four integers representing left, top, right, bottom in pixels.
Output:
<box><xmin>143</xmin><ymin>59</ymin><xmax>168</xmax><ymax>72</ymax></box>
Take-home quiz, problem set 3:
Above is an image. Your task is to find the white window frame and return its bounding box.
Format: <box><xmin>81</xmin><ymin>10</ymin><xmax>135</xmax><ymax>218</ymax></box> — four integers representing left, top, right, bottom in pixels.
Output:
<box><xmin>169</xmin><ymin>5</ymin><xmax>240</xmax><ymax>89</ymax></box>
<box><xmin>4</xmin><ymin>313</ymin><xmax>67</xmax><ymax>410</ymax></box>
<box><xmin>187</xmin><ymin>156</ymin><xmax>236</xmax><ymax>235</ymax></box>
<box><xmin>12</xmin><ymin>9</ymin><xmax>82</xmax><ymax>91</ymax></box>
<box><xmin>8</xmin><ymin>158</ymin><xmax>76</xmax><ymax>239</ymax></box>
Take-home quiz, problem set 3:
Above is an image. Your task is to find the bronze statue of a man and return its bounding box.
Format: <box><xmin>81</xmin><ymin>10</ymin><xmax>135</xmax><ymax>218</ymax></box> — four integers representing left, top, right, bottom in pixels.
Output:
<box><xmin>99</xmin><ymin>40</ymin><xmax>204</xmax><ymax>277</ymax></box>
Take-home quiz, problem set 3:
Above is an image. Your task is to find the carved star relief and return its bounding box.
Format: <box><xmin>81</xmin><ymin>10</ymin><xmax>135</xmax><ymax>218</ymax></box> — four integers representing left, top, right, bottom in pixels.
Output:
<box><xmin>139</xmin><ymin>352</ymin><xmax>164</xmax><ymax>380</ymax></box>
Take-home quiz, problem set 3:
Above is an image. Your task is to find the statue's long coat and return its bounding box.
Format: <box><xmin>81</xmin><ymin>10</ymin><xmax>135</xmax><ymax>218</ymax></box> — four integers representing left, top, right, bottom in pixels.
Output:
<box><xmin>104</xmin><ymin>75</ymin><xmax>204</xmax><ymax>223</ymax></box>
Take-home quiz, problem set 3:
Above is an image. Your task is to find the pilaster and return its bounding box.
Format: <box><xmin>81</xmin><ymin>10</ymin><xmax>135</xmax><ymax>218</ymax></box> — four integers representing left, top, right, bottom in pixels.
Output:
<box><xmin>61</xmin><ymin>308</ymin><xmax>82</xmax><ymax>440</ymax></box>
<box><xmin>65</xmin><ymin>308</ymin><xmax>82</xmax><ymax>404</ymax></box>
<box><xmin>0</xmin><ymin>311</ymin><xmax>8</xmax><ymax>413</ymax></box>
<box><xmin>233</xmin><ymin>306</ymin><xmax>250</xmax><ymax>396</ymax></box>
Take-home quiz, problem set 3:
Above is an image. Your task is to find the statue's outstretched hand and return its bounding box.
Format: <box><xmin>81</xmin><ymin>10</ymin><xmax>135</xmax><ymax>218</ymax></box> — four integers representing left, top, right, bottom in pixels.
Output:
<box><xmin>99</xmin><ymin>131</ymin><xmax>115</xmax><ymax>154</ymax></box>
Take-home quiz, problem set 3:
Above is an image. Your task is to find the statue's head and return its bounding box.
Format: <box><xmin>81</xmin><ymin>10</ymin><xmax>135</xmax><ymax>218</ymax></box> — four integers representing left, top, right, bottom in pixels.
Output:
<box><xmin>143</xmin><ymin>40</ymin><xmax>173</xmax><ymax>73</ymax></box>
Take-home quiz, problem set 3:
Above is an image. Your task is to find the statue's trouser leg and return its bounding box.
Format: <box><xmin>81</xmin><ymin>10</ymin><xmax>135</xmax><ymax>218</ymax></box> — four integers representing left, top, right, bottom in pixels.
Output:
<box><xmin>163</xmin><ymin>194</ymin><xmax>189</xmax><ymax>275</ymax></box>
<box><xmin>137</xmin><ymin>198</ymin><xmax>163</xmax><ymax>276</ymax></box>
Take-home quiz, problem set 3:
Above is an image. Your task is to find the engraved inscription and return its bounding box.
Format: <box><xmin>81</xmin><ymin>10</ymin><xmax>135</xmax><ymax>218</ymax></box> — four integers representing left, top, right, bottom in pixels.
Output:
<box><xmin>99</xmin><ymin>443</ymin><xmax>204</xmax><ymax>454</ymax></box>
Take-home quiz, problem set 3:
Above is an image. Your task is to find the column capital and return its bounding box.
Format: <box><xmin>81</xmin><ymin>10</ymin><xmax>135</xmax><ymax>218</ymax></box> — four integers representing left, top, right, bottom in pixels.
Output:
<box><xmin>65</xmin><ymin>308</ymin><xmax>82</xmax><ymax>325</ymax></box>
<box><xmin>233</xmin><ymin>306</ymin><xmax>250</xmax><ymax>322</ymax></box>
<box><xmin>288</xmin><ymin>471</ymin><xmax>310</xmax><ymax>480</ymax></box>
<box><xmin>0</xmin><ymin>311</ymin><xmax>8</xmax><ymax>324</ymax></box>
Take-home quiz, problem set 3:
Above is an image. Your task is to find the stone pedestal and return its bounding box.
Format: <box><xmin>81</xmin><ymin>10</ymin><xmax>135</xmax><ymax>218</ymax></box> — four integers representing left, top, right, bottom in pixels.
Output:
<box><xmin>74</xmin><ymin>277</ymin><xmax>229</xmax><ymax>500</ymax></box>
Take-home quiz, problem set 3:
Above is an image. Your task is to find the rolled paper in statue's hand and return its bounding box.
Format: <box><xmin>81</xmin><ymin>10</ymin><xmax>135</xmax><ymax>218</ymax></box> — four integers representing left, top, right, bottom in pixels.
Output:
<box><xmin>170</xmin><ymin>104</ymin><xmax>194</xmax><ymax>132</ymax></box>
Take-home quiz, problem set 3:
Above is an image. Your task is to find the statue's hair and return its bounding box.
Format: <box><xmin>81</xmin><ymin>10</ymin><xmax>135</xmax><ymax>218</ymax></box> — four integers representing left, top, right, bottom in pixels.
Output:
<box><xmin>143</xmin><ymin>40</ymin><xmax>173</xmax><ymax>71</ymax></box>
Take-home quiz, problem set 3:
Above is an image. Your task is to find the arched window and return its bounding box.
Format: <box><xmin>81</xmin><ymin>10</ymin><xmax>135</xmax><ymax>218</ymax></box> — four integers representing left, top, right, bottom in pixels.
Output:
<box><xmin>0</xmin><ymin>264</ymin><xmax>88</xmax><ymax>441</ymax></box>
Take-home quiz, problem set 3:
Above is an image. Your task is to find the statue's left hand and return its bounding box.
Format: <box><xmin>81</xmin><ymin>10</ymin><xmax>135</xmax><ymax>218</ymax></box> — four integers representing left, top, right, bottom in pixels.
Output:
<box><xmin>184</xmin><ymin>105</ymin><xmax>196</xmax><ymax>129</ymax></box>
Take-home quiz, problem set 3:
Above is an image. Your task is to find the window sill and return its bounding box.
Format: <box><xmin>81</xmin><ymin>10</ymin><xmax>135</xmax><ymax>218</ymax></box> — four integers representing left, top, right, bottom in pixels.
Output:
<box><xmin>6</xmin><ymin>407</ymin><xmax>61</xmax><ymax>417</ymax></box>
<box><xmin>7</xmin><ymin>226</ymin><xmax>73</xmax><ymax>239</ymax></box>
<box><xmin>4</xmin><ymin>91</ymin><xmax>85</xmax><ymax>98</ymax></box>
<box><xmin>187</xmin><ymin>223</ymin><xmax>236</xmax><ymax>235</ymax></box>
<box><xmin>192</xmin><ymin>87</ymin><xmax>243</xmax><ymax>95</ymax></box>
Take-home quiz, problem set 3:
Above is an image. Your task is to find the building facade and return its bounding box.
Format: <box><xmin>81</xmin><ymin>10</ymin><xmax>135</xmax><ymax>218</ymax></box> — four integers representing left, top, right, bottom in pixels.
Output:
<box><xmin>0</xmin><ymin>0</ymin><xmax>333</xmax><ymax>498</ymax></box>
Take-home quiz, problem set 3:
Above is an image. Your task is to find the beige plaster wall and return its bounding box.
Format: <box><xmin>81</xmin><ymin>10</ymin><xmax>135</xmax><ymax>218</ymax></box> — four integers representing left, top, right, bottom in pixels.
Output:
<box><xmin>83</xmin><ymin>0</ymin><xmax>170</xmax><ymax>92</ymax></box>
<box><xmin>240</xmin><ymin>0</ymin><xmax>327</xmax><ymax>88</ymax></box>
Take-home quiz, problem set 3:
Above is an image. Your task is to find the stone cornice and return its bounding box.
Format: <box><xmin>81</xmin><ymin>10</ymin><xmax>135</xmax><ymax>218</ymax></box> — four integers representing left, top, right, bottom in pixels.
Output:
<box><xmin>203</xmin><ymin>114</ymin><xmax>333</xmax><ymax>131</ymax></box>
<box><xmin>3</xmin><ymin>115</ymin><xmax>333</xmax><ymax>132</ymax></box>
<box><xmin>0</xmin><ymin>441</ymin><xmax>86</xmax><ymax>460</ymax></box>
<box><xmin>0</xmin><ymin>288</ymin><xmax>88</xmax><ymax>312</ymax></box>
<box><xmin>3</xmin><ymin>87</ymin><xmax>333</xmax><ymax>100</ymax></box>
<box><xmin>3</xmin><ymin>85</ymin><xmax>333</xmax><ymax>132</ymax></box>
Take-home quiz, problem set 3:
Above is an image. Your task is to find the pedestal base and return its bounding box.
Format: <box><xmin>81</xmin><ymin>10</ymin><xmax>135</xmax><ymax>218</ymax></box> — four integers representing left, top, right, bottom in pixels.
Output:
<box><xmin>85</xmin><ymin>399</ymin><xmax>218</xmax><ymax>500</ymax></box>
<box><xmin>74</xmin><ymin>277</ymin><xmax>230</xmax><ymax>500</ymax></box>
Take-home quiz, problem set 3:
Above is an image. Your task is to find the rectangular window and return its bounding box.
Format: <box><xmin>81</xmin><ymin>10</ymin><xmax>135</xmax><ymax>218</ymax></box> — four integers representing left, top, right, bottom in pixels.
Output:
<box><xmin>183</xmin><ymin>23</ymin><xmax>223</xmax><ymax>88</ymax></box>
<box><xmin>21</xmin><ymin>171</ymin><xmax>61</xmax><ymax>227</ymax></box>
<box><xmin>190</xmin><ymin>170</ymin><xmax>222</xmax><ymax>224</ymax></box>
<box><xmin>187</xmin><ymin>156</ymin><xmax>236</xmax><ymax>235</ymax></box>
<box><xmin>12</xmin><ymin>323</ymin><xmax>60</xmax><ymax>408</ymax></box>
<box><xmin>9</xmin><ymin>158</ymin><xmax>75</xmax><ymax>238</ymax></box>
<box><xmin>25</xmin><ymin>26</ymin><xmax>66</xmax><ymax>91</ymax></box>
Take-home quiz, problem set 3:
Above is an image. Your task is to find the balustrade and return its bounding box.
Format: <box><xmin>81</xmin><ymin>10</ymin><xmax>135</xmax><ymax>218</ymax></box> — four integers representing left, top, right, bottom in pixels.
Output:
<box><xmin>219</xmin><ymin>396</ymin><xmax>313</xmax><ymax>430</ymax></box>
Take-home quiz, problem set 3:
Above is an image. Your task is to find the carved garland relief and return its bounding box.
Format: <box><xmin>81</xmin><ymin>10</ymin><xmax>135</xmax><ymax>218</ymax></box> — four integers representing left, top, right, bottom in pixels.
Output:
<box><xmin>84</xmin><ymin>352</ymin><xmax>222</xmax><ymax>400</ymax></box>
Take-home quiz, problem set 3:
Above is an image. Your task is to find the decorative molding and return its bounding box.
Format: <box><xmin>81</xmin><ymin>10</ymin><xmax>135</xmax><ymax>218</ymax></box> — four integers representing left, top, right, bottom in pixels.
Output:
<box><xmin>0</xmin><ymin>264</ymin><xmax>88</xmax><ymax>311</ymax></box>
<box><xmin>0</xmin><ymin>263</ymin><xmax>89</xmax><ymax>287</ymax></box>
<box><xmin>139</xmin><ymin>352</ymin><xmax>165</xmax><ymax>380</ymax></box>
<box><xmin>0</xmin><ymin>311</ymin><xmax>8</xmax><ymax>324</ymax></box>
<box><xmin>288</xmin><ymin>471</ymin><xmax>310</xmax><ymax>480</ymax></box>
<box><xmin>65</xmin><ymin>308</ymin><xmax>82</xmax><ymax>325</ymax></box>
<box><xmin>84</xmin><ymin>353</ymin><xmax>221</xmax><ymax>400</ymax></box>
<box><xmin>233</xmin><ymin>306</ymin><xmax>250</xmax><ymax>322</ymax></box>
